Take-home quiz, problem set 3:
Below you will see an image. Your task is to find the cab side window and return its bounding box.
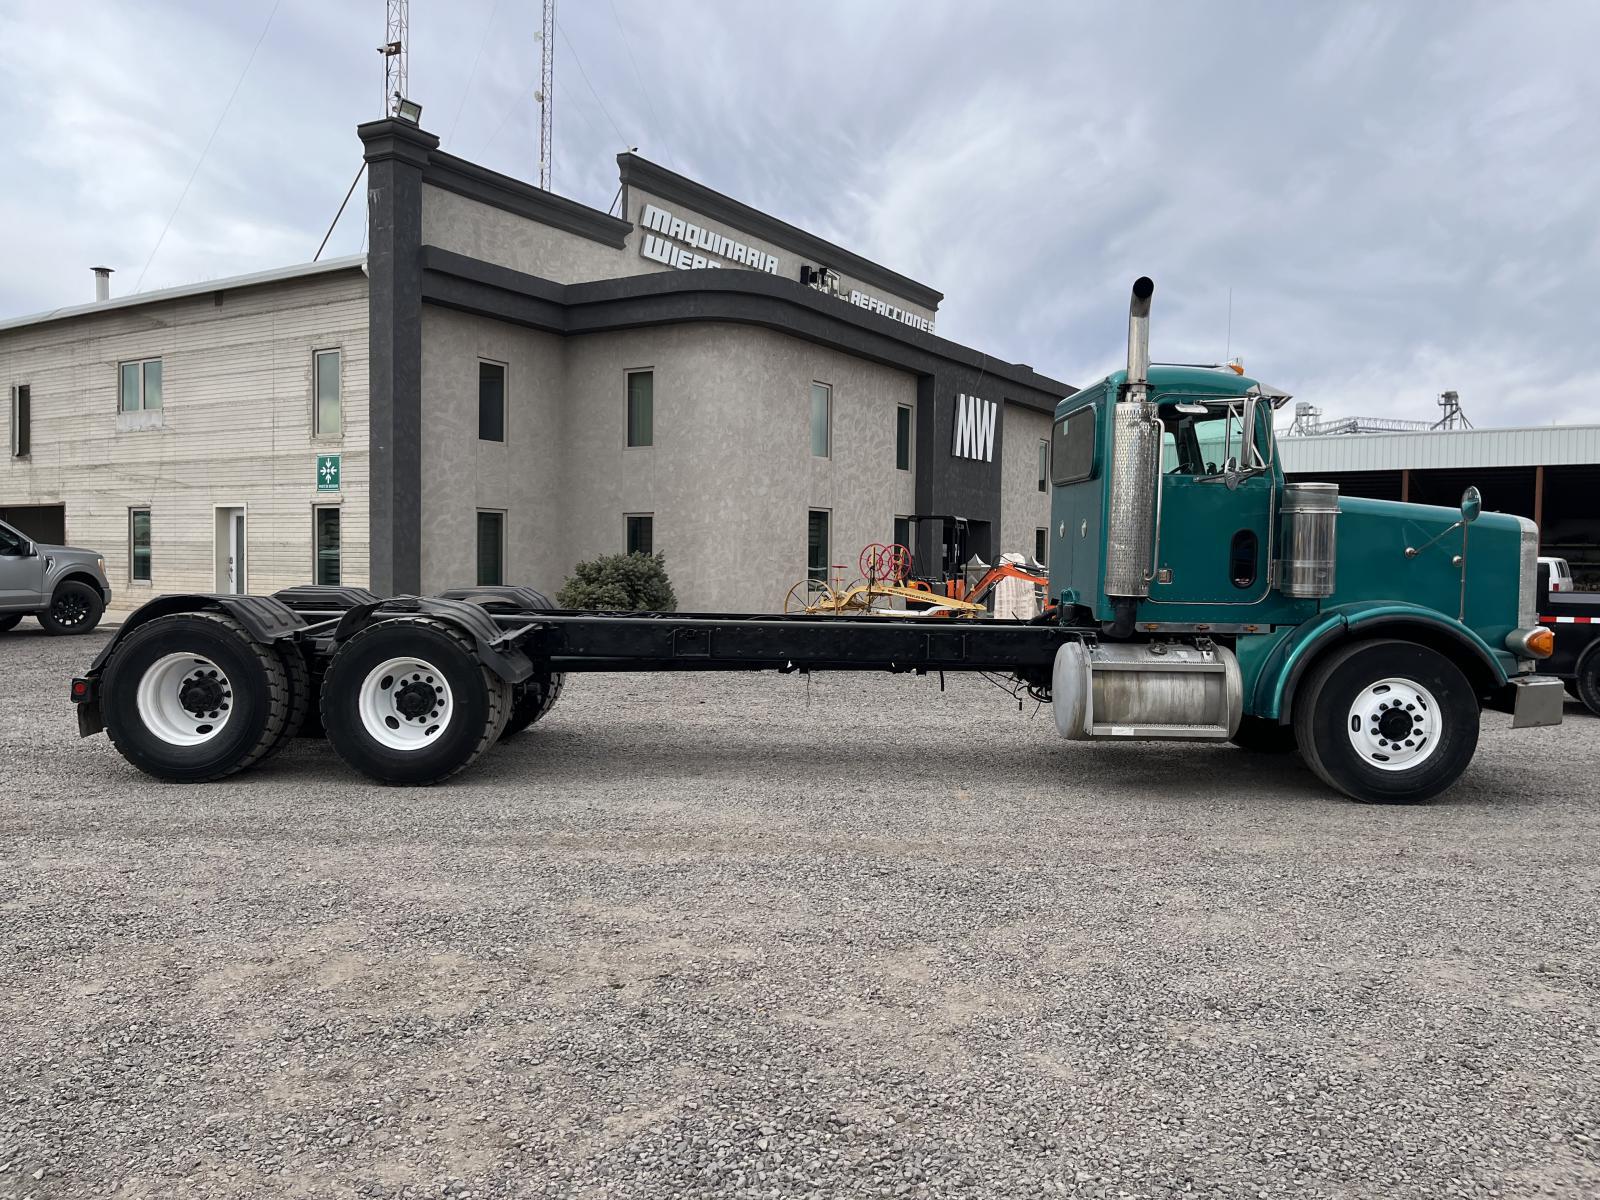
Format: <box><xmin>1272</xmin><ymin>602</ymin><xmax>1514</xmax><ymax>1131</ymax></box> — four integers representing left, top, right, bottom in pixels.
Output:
<box><xmin>1051</xmin><ymin>407</ymin><xmax>1097</xmax><ymax>485</ymax></box>
<box><xmin>0</xmin><ymin>525</ymin><xmax>24</xmax><ymax>555</ymax></box>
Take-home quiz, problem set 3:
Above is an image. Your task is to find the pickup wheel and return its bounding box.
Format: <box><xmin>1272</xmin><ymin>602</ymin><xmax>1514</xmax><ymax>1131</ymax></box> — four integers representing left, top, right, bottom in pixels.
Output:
<box><xmin>1229</xmin><ymin>715</ymin><xmax>1299</xmax><ymax>754</ymax></box>
<box><xmin>501</xmin><ymin>674</ymin><xmax>564</xmax><ymax>739</ymax></box>
<box><xmin>101</xmin><ymin>611</ymin><xmax>291</xmax><ymax>782</ymax></box>
<box><xmin>1574</xmin><ymin>649</ymin><xmax>1600</xmax><ymax>716</ymax></box>
<box><xmin>320</xmin><ymin>617</ymin><xmax>511</xmax><ymax>785</ymax></box>
<box><xmin>0</xmin><ymin>614</ymin><xmax>22</xmax><ymax>633</ymax></box>
<box><xmin>39</xmin><ymin>580</ymin><xmax>104</xmax><ymax>635</ymax></box>
<box><xmin>1293</xmin><ymin>639</ymin><xmax>1479</xmax><ymax>804</ymax></box>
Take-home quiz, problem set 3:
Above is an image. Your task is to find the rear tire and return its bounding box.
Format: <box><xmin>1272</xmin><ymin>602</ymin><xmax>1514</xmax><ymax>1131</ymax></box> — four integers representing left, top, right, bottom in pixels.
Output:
<box><xmin>1229</xmin><ymin>715</ymin><xmax>1299</xmax><ymax>754</ymax></box>
<box><xmin>261</xmin><ymin>641</ymin><xmax>313</xmax><ymax>758</ymax></box>
<box><xmin>0</xmin><ymin>614</ymin><xmax>22</xmax><ymax>633</ymax></box>
<box><xmin>101</xmin><ymin>611</ymin><xmax>291</xmax><ymax>782</ymax></box>
<box><xmin>320</xmin><ymin>617</ymin><xmax>511</xmax><ymax>785</ymax></box>
<box><xmin>1293</xmin><ymin>639</ymin><xmax>1479</xmax><ymax>804</ymax></box>
<box><xmin>1574</xmin><ymin>649</ymin><xmax>1600</xmax><ymax>716</ymax></box>
<box><xmin>501</xmin><ymin>674</ymin><xmax>564</xmax><ymax>739</ymax></box>
<box><xmin>39</xmin><ymin>580</ymin><xmax>104</xmax><ymax>635</ymax></box>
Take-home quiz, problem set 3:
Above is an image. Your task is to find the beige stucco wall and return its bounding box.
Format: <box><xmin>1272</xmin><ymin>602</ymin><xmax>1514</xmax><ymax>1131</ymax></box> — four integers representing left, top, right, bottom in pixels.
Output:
<box><xmin>422</xmin><ymin>186</ymin><xmax>639</xmax><ymax>285</ymax></box>
<box><xmin>1000</xmin><ymin>403</ymin><xmax>1054</xmax><ymax>563</ymax></box>
<box><xmin>417</xmin><ymin>307</ymin><xmax>567</xmax><ymax>592</ymax></box>
<box><xmin>0</xmin><ymin>269</ymin><xmax>370</xmax><ymax>613</ymax></box>
<box><xmin>415</xmin><ymin>314</ymin><xmax>920</xmax><ymax>611</ymax></box>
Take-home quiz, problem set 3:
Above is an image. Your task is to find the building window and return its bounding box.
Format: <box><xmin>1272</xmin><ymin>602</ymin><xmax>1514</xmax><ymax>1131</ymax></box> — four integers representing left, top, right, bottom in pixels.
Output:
<box><xmin>479</xmin><ymin>361</ymin><xmax>506</xmax><ymax>442</ymax></box>
<box><xmin>1035</xmin><ymin>527</ymin><xmax>1049</xmax><ymax>567</ymax></box>
<box><xmin>314</xmin><ymin>349</ymin><xmax>342</xmax><ymax>438</ymax></box>
<box><xmin>893</xmin><ymin>516</ymin><xmax>911</xmax><ymax>553</ymax></box>
<box><xmin>807</xmin><ymin>509</ymin><xmax>830</xmax><ymax>582</ymax></box>
<box><xmin>811</xmin><ymin>382</ymin><xmax>831</xmax><ymax>458</ymax></box>
<box><xmin>314</xmin><ymin>507</ymin><xmax>341</xmax><ymax>585</ymax></box>
<box><xmin>626</xmin><ymin>513</ymin><xmax>654</xmax><ymax>556</ymax></box>
<box><xmin>119</xmin><ymin>359</ymin><xmax>162</xmax><ymax>413</ymax></box>
<box><xmin>1038</xmin><ymin>439</ymin><xmax>1050</xmax><ymax>491</ymax></box>
<box><xmin>895</xmin><ymin>404</ymin><xmax>911</xmax><ymax>471</ymax></box>
<box><xmin>129</xmin><ymin>508</ymin><xmax>152</xmax><ymax>582</ymax></box>
<box><xmin>476</xmin><ymin>511</ymin><xmax>504</xmax><ymax>586</ymax></box>
<box><xmin>627</xmin><ymin>370</ymin><xmax>653</xmax><ymax>447</ymax></box>
<box><xmin>9</xmin><ymin>385</ymin><xmax>28</xmax><ymax>457</ymax></box>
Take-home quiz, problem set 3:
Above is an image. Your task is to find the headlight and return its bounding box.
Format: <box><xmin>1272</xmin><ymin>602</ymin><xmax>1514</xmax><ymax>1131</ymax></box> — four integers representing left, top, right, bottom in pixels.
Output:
<box><xmin>1516</xmin><ymin>517</ymin><xmax>1538</xmax><ymax>629</ymax></box>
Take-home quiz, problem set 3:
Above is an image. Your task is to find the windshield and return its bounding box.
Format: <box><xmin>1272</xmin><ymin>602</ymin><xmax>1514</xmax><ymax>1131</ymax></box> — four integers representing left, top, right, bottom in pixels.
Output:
<box><xmin>1160</xmin><ymin>400</ymin><xmax>1271</xmax><ymax>476</ymax></box>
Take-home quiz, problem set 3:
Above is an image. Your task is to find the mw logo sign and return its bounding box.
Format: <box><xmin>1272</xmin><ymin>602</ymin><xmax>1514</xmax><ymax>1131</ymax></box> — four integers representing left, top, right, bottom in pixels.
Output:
<box><xmin>951</xmin><ymin>394</ymin><xmax>997</xmax><ymax>462</ymax></box>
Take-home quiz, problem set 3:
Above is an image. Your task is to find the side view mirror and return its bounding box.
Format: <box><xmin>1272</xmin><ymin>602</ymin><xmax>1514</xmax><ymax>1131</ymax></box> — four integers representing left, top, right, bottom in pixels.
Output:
<box><xmin>1460</xmin><ymin>486</ymin><xmax>1482</xmax><ymax>524</ymax></box>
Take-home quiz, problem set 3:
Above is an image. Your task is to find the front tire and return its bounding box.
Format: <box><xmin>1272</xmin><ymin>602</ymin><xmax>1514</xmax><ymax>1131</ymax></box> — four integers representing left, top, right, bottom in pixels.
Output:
<box><xmin>39</xmin><ymin>580</ymin><xmax>104</xmax><ymax>635</ymax></box>
<box><xmin>1293</xmin><ymin>639</ymin><xmax>1479</xmax><ymax>804</ymax></box>
<box><xmin>101</xmin><ymin>611</ymin><xmax>291</xmax><ymax>782</ymax></box>
<box><xmin>320</xmin><ymin>617</ymin><xmax>511</xmax><ymax>785</ymax></box>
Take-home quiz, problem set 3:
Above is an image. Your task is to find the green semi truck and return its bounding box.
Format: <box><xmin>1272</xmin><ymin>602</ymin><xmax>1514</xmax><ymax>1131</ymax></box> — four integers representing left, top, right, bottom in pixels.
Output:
<box><xmin>70</xmin><ymin>278</ymin><xmax>1562</xmax><ymax>802</ymax></box>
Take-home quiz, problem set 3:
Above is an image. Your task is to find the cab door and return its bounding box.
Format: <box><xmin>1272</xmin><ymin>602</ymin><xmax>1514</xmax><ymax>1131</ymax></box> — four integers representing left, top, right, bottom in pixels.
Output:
<box><xmin>0</xmin><ymin>521</ymin><xmax>45</xmax><ymax>608</ymax></box>
<box><xmin>1146</xmin><ymin>399</ymin><xmax>1275</xmax><ymax>608</ymax></box>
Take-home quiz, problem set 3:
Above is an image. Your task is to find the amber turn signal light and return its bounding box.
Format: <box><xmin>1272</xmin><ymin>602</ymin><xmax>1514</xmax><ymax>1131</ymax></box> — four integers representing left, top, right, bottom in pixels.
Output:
<box><xmin>1506</xmin><ymin>627</ymin><xmax>1555</xmax><ymax>658</ymax></box>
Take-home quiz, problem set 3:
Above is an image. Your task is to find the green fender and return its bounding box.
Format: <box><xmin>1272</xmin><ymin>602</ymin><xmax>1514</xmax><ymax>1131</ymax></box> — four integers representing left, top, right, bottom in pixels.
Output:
<box><xmin>1246</xmin><ymin>601</ymin><xmax>1511</xmax><ymax>723</ymax></box>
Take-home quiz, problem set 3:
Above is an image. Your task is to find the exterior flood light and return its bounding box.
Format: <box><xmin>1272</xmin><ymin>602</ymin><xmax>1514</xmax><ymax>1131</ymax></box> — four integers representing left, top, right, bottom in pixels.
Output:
<box><xmin>394</xmin><ymin>97</ymin><xmax>422</xmax><ymax>124</ymax></box>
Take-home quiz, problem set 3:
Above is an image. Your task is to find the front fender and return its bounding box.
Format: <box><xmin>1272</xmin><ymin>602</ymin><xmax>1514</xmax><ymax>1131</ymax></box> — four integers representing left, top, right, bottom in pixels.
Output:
<box><xmin>1252</xmin><ymin>602</ymin><xmax>1510</xmax><ymax>722</ymax></box>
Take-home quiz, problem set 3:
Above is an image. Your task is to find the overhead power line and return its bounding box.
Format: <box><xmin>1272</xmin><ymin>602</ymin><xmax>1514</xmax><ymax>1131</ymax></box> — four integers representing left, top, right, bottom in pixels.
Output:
<box><xmin>556</xmin><ymin>17</ymin><xmax>631</xmax><ymax>149</ymax></box>
<box><xmin>134</xmin><ymin>0</ymin><xmax>283</xmax><ymax>292</ymax></box>
<box><xmin>447</xmin><ymin>0</ymin><xmax>503</xmax><ymax>145</ymax></box>
<box><xmin>607</xmin><ymin>0</ymin><xmax>675</xmax><ymax>171</ymax></box>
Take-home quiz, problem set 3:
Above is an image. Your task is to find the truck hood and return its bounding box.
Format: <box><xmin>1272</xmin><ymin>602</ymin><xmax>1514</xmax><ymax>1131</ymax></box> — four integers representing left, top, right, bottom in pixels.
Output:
<box><xmin>37</xmin><ymin>542</ymin><xmax>102</xmax><ymax>560</ymax></box>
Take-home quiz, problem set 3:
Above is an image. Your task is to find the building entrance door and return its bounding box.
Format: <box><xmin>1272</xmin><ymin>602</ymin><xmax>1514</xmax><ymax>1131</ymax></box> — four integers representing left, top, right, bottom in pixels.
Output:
<box><xmin>215</xmin><ymin>507</ymin><xmax>247</xmax><ymax>594</ymax></box>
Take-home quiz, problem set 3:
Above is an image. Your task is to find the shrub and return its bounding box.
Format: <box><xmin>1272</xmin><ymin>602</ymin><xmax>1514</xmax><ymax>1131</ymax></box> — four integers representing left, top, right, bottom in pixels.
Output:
<box><xmin>557</xmin><ymin>551</ymin><xmax>678</xmax><ymax>612</ymax></box>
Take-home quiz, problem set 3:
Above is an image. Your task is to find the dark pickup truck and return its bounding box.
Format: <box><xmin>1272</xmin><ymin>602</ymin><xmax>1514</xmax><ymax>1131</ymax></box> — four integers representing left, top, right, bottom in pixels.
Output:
<box><xmin>1538</xmin><ymin>564</ymin><xmax>1600</xmax><ymax>713</ymax></box>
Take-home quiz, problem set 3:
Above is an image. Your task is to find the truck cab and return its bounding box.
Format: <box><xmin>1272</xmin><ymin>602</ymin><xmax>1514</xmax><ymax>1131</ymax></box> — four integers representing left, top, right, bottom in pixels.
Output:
<box><xmin>1043</xmin><ymin>279</ymin><xmax>1562</xmax><ymax>803</ymax></box>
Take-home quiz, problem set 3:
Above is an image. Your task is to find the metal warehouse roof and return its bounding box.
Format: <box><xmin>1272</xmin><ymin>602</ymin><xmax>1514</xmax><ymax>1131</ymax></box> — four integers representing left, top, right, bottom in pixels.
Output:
<box><xmin>1278</xmin><ymin>423</ymin><xmax>1600</xmax><ymax>473</ymax></box>
<box><xmin>0</xmin><ymin>255</ymin><xmax>367</xmax><ymax>335</ymax></box>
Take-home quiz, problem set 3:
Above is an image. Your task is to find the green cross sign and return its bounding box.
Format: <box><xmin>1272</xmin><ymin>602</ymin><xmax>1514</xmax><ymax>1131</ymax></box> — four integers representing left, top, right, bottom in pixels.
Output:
<box><xmin>316</xmin><ymin>454</ymin><xmax>341</xmax><ymax>492</ymax></box>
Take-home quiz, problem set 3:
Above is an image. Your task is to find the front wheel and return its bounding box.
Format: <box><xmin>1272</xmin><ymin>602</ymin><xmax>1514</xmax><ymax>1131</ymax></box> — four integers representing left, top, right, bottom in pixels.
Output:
<box><xmin>320</xmin><ymin>617</ymin><xmax>511</xmax><ymax>785</ymax></box>
<box><xmin>1293</xmin><ymin>639</ymin><xmax>1479</xmax><ymax>804</ymax></box>
<box><xmin>39</xmin><ymin>580</ymin><xmax>104</xmax><ymax>634</ymax></box>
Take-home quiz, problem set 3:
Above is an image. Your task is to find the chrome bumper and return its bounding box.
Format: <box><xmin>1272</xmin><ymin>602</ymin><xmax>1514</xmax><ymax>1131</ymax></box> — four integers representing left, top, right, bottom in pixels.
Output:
<box><xmin>1507</xmin><ymin>675</ymin><xmax>1565</xmax><ymax>729</ymax></box>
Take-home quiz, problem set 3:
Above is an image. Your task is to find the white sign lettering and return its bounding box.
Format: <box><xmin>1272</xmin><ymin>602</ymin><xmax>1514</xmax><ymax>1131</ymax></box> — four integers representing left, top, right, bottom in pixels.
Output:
<box><xmin>848</xmin><ymin>289</ymin><xmax>935</xmax><ymax>334</ymax></box>
<box><xmin>640</xmin><ymin>204</ymin><xmax>779</xmax><ymax>273</ymax></box>
<box><xmin>638</xmin><ymin>203</ymin><xmax>935</xmax><ymax>333</ymax></box>
<box><xmin>952</xmin><ymin>394</ymin><xmax>997</xmax><ymax>461</ymax></box>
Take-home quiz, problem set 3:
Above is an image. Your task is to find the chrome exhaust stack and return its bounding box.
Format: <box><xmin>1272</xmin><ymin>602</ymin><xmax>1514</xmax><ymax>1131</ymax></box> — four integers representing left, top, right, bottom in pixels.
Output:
<box><xmin>1103</xmin><ymin>277</ymin><xmax>1161</xmax><ymax>635</ymax></box>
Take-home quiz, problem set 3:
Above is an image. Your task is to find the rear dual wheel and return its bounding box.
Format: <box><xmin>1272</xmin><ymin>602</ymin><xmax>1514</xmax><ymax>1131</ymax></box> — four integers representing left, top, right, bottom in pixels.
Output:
<box><xmin>502</xmin><ymin>674</ymin><xmax>564</xmax><ymax>739</ymax></box>
<box><xmin>102</xmin><ymin>612</ymin><xmax>292</xmax><ymax>782</ymax></box>
<box><xmin>319</xmin><ymin>617</ymin><xmax>510</xmax><ymax>785</ymax></box>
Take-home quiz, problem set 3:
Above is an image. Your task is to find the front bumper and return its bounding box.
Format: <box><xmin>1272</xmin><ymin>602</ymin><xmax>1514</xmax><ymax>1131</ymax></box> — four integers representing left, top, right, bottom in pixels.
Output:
<box><xmin>1489</xmin><ymin>675</ymin><xmax>1565</xmax><ymax>729</ymax></box>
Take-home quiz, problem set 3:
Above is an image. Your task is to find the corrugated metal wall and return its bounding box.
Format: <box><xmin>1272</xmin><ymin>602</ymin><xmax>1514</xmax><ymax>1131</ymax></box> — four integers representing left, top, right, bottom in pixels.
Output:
<box><xmin>1278</xmin><ymin>425</ymin><xmax>1600</xmax><ymax>473</ymax></box>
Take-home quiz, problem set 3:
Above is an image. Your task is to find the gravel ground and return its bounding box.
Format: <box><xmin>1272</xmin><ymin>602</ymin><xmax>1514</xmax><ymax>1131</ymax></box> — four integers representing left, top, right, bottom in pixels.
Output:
<box><xmin>2</xmin><ymin>624</ymin><xmax>1598</xmax><ymax>1200</ymax></box>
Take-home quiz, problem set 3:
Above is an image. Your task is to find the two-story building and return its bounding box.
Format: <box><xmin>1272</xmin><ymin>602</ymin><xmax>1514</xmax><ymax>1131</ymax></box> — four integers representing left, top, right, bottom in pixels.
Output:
<box><xmin>1</xmin><ymin>119</ymin><xmax>1071</xmax><ymax>614</ymax></box>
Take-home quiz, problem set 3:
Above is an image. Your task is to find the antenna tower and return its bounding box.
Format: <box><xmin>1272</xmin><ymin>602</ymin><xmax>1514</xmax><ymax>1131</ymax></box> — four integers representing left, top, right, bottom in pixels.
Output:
<box><xmin>537</xmin><ymin>0</ymin><xmax>555</xmax><ymax>189</ymax></box>
<box><xmin>380</xmin><ymin>0</ymin><xmax>409</xmax><ymax>116</ymax></box>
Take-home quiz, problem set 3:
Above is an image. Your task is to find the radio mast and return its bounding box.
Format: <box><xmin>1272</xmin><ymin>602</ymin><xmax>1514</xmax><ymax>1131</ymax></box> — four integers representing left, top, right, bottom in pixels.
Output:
<box><xmin>380</xmin><ymin>0</ymin><xmax>408</xmax><ymax>116</ymax></box>
<box><xmin>537</xmin><ymin>0</ymin><xmax>555</xmax><ymax>189</ymax></box>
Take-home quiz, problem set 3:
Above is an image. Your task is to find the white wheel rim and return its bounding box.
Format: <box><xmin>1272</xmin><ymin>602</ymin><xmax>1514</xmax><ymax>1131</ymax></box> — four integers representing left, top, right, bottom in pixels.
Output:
<box><xmin>358</xmin><ymin>657</ymin><xmax>454</xmax><ymax>751</ymax></box>
<box><xmin>1347</xmin><ymin>676</ymin><xmax>1442</xmax><ymax>771</ymax></box>
<box><xmin>136</xmin><ymin>653</ymin><xmax>234</xmax><ymax>747</ymax></box>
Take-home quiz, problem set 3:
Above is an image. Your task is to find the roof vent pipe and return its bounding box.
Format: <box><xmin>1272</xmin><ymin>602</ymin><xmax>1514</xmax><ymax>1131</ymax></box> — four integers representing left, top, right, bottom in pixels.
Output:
<box><xmin>92</xmin><ymin>266</ymin><xmax>113</xmax><ymax>303</ymax></box>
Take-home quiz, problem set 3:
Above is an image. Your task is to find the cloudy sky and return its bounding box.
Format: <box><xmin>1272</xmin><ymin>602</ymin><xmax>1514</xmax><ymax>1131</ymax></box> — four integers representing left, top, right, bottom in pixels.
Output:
<box><xmin>3</xmin><ymin>2</ymin><xmax>1597</xmax><ymax>426</ymax></box>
